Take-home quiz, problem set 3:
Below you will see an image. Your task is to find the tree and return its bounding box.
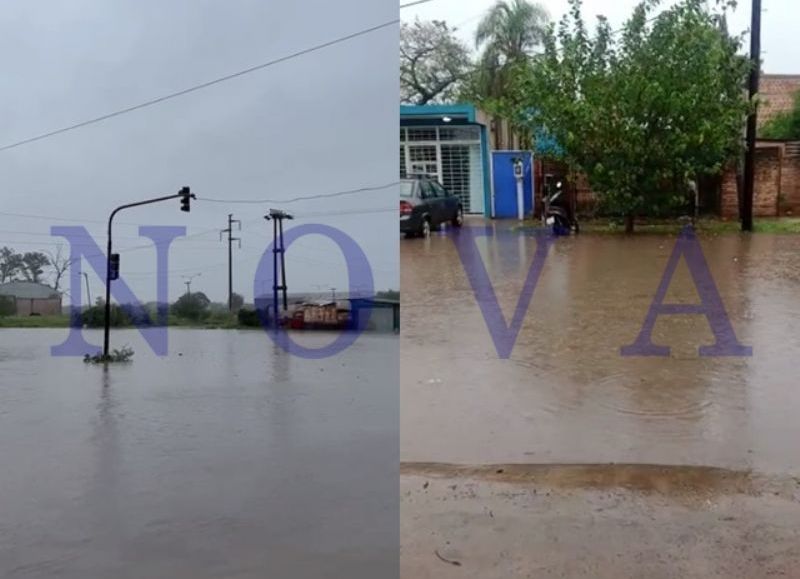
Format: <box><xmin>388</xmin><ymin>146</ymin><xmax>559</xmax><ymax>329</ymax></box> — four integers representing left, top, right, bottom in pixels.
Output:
<box><xmin>376</xmin><ymin>289</ymin><xmax>400</xmax><ymax>300</ymax></box>
<box><xmin>471</xmin><ymin>0</ymin><xmax>549</xmax><ymax>101</ymax></box>
<box><xmin>761</xmin><ymin>90</ymin><xmax>800</xmax><ymax>140</ymax></box>
<box><xmin>47</xmin><ymin>245</ymin><xmax>74</xmax><ymax>292</ymax></box>
<box><xmin>19</xmin><ymin>252</ymin><xmax>50</xmax><ymax>283</ymax></box>
<box><xmin>230</xmin><ymin>292</ymin><xmax>244</xmax><ymax>312</ymax></box>
<box><xmin>0</xmin><ymin>247</ymin><xmax>23</xmax><ymax>283</ymax></box>
<box><xmin>511</xmin><ymin>0</ymin><xmax>749</xmax><ymax>231</ymax></box>
<box><xmin>171</xmin><ymin>291</ymin><xmax>211</xmax><ymax>321</ymax></box>
<box><xmin>400</xmin><ymin>19</ymin><xmax>472</xmax><ymax>105</ymax></box>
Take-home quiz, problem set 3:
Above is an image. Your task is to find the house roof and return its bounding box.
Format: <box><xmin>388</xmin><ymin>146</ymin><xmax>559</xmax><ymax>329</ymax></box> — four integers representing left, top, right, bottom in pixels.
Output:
<box><xmin>0</xmin><ymin>281</ymin><xmax>61</xmax><ymax>299</ymax></box>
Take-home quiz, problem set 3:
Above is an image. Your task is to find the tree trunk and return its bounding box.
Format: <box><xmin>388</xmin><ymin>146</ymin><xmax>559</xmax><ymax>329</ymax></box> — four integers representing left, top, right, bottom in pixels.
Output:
<box><xmin>625</xmin><ymin>213</ymin><xmax>635</xmax><ymax>234</ymax></box>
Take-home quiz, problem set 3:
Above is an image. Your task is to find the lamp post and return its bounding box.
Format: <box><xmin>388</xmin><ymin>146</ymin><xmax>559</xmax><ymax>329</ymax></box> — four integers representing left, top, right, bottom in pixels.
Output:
<box><xmin>103</xmin><ymin>187</ymin><xmax>194</xmax><ymax>359</ymax></box>
<box><xmin>182</xmin><ymin>273</ymin><xmax>202</xmax><ymax>295</ymax></box>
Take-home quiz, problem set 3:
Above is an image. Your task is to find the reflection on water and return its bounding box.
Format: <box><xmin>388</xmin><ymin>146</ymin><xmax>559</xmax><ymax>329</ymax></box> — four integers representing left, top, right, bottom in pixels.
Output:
<box><xmin>0</xmin><ymin>329</ymin><xmax>398</xmax><ymax>578</ymax></box>
<box><xmin>401</xmin><ymin>228</ymin><xmax>800</xmax><ymax>475</ymax></box>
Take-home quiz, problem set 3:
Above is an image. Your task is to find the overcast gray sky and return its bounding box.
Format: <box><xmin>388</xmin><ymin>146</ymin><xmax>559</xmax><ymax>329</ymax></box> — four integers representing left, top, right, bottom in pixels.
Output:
<box><xmin>0</xmin><ymin>0</ymin><xmax>398</xmax><ymax>305</ymax></box>
<box><xmin>404</xmin><ymin>0</ymin><xmax>797</xmax><ymax>74</ymax></box>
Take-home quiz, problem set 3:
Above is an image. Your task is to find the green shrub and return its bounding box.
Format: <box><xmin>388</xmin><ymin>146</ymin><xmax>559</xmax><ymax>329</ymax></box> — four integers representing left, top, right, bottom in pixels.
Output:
<box><xmin>237</xmin><ymin>308</ymin><xmax>262</xmax><ymax>327</ymax></box>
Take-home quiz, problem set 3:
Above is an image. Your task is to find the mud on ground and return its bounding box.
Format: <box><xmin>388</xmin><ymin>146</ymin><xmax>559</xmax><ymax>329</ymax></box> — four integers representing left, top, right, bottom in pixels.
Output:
<box><xmin>401</xmin><ymin>464</ymin><xmax>800</xmax><ymax>579</ymax></box>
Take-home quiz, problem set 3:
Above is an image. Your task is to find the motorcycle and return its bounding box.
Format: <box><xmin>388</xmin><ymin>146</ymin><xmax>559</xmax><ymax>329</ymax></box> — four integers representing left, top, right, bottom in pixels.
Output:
<box><xmin>543</xmin><ymin>180</ymin><xmax>579</xmax><ymax>235</ymax></box>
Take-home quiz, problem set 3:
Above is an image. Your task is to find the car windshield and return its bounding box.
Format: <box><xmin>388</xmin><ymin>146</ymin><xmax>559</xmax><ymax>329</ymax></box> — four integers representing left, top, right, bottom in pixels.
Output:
<box><xmin>400</xmin><ymin>181</ymin><xmax>415</xmax><ymax>198</ymax></box>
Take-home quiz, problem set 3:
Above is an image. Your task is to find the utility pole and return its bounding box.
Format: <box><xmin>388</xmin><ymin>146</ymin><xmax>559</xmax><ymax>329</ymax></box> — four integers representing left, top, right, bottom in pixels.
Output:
<box><xmin>264</xmin><ymin>209</ymin><xmax>293</xmax><ymax>329</ymax></box>
<box><xmin>742</xmin><ymin>0</ymin><xmax>762</xmax><ymax>232</ymax></box>
<box><xmin>82</xmin><ymin>272</ymin><xmax>92</xmax><ymax>307</ymax></box>
<box><xmin>220</xmin><ymin>214</ymin><xmax>241</xmax><ymax>311</ymax></box>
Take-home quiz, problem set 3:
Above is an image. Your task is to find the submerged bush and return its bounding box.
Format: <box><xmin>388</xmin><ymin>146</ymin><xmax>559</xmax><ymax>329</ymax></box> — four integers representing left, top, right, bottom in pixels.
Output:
<box><xmin>83</xmin><ymin>346</ymin><xmax>135</xmax><ymax>364</ymax></box>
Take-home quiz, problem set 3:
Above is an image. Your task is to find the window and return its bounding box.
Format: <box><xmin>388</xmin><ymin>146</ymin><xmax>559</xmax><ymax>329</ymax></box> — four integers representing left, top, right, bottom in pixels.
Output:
<box><xmin>419</xmin><ymin>181</ymin><xmax>437</xmax><ymax>199</ymax></box>
<box><xmin>430</xmin><ymin>181</ymin><xmax>448</xmax><ymax>198</ymax></box>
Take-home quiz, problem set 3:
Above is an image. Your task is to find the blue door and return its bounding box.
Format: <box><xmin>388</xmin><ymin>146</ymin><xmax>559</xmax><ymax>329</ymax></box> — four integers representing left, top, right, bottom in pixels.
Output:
<box><xmin>492</xmin><ymin>151</ymin><xmax>533</xmax><ymax>218</ymax></box>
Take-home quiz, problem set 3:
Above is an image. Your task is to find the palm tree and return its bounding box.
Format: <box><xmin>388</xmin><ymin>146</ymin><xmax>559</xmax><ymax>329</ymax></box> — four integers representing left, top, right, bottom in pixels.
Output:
<box><xmin>474</xmin><ymin>0</ymin><xmax>549</xmax><ymax>100</ymax></box>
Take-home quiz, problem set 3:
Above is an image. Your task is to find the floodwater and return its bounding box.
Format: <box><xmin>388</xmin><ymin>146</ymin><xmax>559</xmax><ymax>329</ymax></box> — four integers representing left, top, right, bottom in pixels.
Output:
<box><xmin>0</xmin><ymin>329</ymin><xmax>398</xmax><ymax>579</ymax></box>
<box><xmin>401</xmin><ymin>224</ymin><xmax>800</xmax><ymax>476</ymax></box>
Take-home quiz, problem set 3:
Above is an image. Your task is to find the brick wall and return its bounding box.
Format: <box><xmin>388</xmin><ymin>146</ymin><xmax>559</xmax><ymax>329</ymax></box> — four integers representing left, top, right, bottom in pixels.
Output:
<box><xmin>760</xmin><ymin>75</ymin><xmax>800</xmax><ymax>128</ymax></box>
<box><xmin>14</xmin><ymin>297</ymin><xmax>62</xmax><ymax>316</ymax></box>
<box><xmin>720</xmin><ymin>144</ymin><xmax>783</xmax><ymax>219</ymax></box>
<box><xmin>780</xmin><ymin>144</ymin><xmax>800</xmax><ymax>215</ymax></box>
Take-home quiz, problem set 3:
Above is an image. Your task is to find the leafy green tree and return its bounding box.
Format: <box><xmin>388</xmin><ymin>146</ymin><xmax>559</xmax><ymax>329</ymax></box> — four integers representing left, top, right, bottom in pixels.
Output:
<box><xmin>512</xmin><ymin>0</ymin><xmax>749</xmax><ymax>231</ymax></box>
<box><xmin>171</xmin><ymin>291</ymin><xmax>211</xmax><ymax>321</ymax></box>
<box><xmin>0</xmin><ymin>247</ymin><xmax>23</xmax><ymax>283</ymax></box>
<box><xmin>401</xmin><ymin>19</ymin><xmax>472</xmax><ymax>105</ymax></box>
<box><xmin>470</xmin><ymin>0</ymin><xmax>549</xmax><ymax>102</ymax></box>
<box><xmin>20</xmin><ymin>252</ymin><xmax>51</xmax><ymax>283</ymax></box>
<box><xmin>761</xmin><ymin>90</ymin><xmax>800</xmax><ymax>140</ymax></box>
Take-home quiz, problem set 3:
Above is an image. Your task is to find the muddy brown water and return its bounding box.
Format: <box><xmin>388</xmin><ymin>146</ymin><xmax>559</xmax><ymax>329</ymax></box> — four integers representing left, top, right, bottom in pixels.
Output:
<box><xmin>0</xmin><ymin>329</ymin><xmax>398</xmax><ymax>578</ymax></box>
<box><xmin>401</xmin><ymin>225</ymin><xmax>800</xmax><ymax>476</ymax></box>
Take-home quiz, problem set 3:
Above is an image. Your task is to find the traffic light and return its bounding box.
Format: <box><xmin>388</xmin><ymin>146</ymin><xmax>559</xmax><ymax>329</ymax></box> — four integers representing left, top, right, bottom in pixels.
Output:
<box><xmin>180</xmin><ymin>186</ymin><xmax>191</xmax><ymax>212</ymax></box>
<box><xmin>109</xmin><ymin>253</ymin><xmax>120</xmax><ymax>281</ymax></box>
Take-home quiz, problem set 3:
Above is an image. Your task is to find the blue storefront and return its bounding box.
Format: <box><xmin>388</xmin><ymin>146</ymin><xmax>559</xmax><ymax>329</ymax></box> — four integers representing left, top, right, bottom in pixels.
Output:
<box><xmin>400</xmin><ymin>104</ymin><xmax>493</xmax><ymax>216</ymax></box>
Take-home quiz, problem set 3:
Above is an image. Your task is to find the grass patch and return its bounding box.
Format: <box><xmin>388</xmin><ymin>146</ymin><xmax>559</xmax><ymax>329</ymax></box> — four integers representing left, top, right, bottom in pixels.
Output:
<box><xmin>0</xmin><ymin>315</ymin><xmax>72</xmax><ymax>328</ymax></box>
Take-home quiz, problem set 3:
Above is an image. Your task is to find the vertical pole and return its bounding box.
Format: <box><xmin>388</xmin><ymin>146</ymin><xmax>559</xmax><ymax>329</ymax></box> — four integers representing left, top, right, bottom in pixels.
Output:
<box><xmin>742</xmin><ymin>0</ymin><xmax>761</xmax><ymax>232</ymax></box>
<box><xmin>279</xmin><ymin>217</ymin><xmax>287</xmax><ymax>312</ymax></box>
<box><xmin>103</xmin><ymin>217</ymin><xmax>113</xmax><ymax>358</ymax></box>
<box><xmin>228</xmin><ymin>213</ymin><xmax>233</xmax><ymax>311</ymax></box>
<box><xmin>83</xmin><ymin>272</ymin><xmax>92</xmax><ymax>308</ymax></box>
<box><xmin>273</xmin><ymin>217</ymin><xmax>279</xmax><ymax>329</ymax></box>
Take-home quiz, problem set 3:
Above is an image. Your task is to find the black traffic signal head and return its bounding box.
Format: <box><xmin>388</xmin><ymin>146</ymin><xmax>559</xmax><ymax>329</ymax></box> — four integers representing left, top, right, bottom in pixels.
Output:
<box><xmin>109</xmin><ymin>253</ymin><xmax>120</xmax><ymax>281</ymax></box>
<box><xmin>179</xmin><ymin>186</ymin><xmax>192</xmax><ymax>212</ymax></box>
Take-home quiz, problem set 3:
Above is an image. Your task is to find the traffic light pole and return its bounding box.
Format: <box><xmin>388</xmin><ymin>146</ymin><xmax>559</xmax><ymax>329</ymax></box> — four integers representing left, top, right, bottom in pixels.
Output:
<box><xmin>103</xmin><ymin>187</ymin><xmax>194</xmax><ymax>359</ymax></box>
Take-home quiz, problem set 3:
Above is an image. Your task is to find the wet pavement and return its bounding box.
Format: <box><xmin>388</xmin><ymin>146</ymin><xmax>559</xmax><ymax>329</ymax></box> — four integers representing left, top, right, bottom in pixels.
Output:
<box><xmin>400</xmin><ymin>221</ymin><xmax>800</xmax><ymax>577</ymax></box>
<box><xmin>401</xmin><ymin>223</ymin><xmax>800</xmax><ymax>474</ymax></box>
<box><xmin>0</xmin><ymin>329</ymin><xmax>398</xmax><ymax>579</ymax></box>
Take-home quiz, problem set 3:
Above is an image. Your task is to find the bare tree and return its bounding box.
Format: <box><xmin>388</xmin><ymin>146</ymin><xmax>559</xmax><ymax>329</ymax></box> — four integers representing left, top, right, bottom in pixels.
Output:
<box><xmin>400</xmin><ymin>20</ymin><xmax>472</xmax><ymax>105</ymax></box>
<box><xmin>47</xmin><ymin>245</ymin><xmax>74</xmax><ymax>291</ymax></box>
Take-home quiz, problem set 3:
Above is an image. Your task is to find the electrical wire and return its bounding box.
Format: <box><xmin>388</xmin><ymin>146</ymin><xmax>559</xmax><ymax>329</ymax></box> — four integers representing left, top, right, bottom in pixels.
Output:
<box><xmin>195</xmin><ymin>182</ymin><xmax>398</xmax><ymax>204</ymax></box>
<box><xmin>0</xmin><ymin>18</ymin><xmax>399</xmax><ymax>153</ymax></box>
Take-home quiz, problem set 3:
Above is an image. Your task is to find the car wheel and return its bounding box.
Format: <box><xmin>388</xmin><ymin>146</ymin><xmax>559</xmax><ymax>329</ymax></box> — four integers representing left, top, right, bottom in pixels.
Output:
<box><xmin>452</xmin><ymin>206</ymin><xmax>464</xmax><ymax>227</ymax></box>
<box><xmin>421</xmin><ymin>218</ymin><xmax>431</xmax><ymax>238</ymax></box>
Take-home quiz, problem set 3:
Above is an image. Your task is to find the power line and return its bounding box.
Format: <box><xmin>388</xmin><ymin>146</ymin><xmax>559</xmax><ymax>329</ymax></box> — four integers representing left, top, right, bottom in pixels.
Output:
<box><xmin>400</xmin><ymin>0</ymin><xmax>435</xmax><ymax>8</ymax></box>
<box><xmin>195</xmin><ymin>182</ymin><xmax>398</xmax><ymax>204</ymax></box>
<box><xmin>0</xmin><ymin>19</ymin><xmax>399</xmax><ymax>153</ymax></box>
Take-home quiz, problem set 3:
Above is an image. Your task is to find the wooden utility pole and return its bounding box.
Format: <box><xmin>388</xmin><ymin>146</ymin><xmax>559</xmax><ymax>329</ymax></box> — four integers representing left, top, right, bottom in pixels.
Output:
<box><xmin>220</xmin><ymin>214</ymin><xmax>241</xmax><ymax>311</ymax></box>
<box><xmin>742</xmin><ymin>0</ymin><xmax>762</xmax><ymax>232</ymax></box>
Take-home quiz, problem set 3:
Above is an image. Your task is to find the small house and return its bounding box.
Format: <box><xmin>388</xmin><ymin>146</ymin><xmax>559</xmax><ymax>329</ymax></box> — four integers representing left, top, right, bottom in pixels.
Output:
<box><xmin>0</xmin><ymin>281</ymin><xmax>62</xmax><ymax>316</ymax></box>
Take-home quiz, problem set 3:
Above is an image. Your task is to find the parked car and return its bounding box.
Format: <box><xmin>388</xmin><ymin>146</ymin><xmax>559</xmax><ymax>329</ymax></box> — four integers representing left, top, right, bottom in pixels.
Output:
<box><xmin>399</xmin><ymin>175</ymin><xmax>463</xmax><ymax>238</ymax></box>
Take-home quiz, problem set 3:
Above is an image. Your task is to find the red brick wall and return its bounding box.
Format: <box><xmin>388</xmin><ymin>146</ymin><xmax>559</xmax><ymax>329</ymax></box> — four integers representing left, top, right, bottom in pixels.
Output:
<box><xmin>720</xmin><ymin>145</ymin><xmax>783</xmax><ymax>219</ymax></box>
<box><xmin>780</xmin><ymin>145</ymin><xmax>800</xmax><ymax>216</ymax></box>
<box><xmin>760</xmin><ymin>75</ymin><xmax>800</xmax><ymax>128</ymax></box>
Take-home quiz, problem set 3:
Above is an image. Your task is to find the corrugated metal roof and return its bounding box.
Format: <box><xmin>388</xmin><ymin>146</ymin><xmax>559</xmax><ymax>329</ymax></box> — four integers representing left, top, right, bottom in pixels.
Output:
<box><xmin>0</xmin><ymin>281</ymin><xmax>61</xmax><ymax>299</ymax></box>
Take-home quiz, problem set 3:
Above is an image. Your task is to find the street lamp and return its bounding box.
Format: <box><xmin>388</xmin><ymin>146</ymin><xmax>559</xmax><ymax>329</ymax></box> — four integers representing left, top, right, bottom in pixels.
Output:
<box><xmin>103</xmin><ymin>186</ymin><xmax>194</xmax><ymax>359</ymax></box>
<box><xmin>182</xmin><ymin>273</ymin><xmax>202</xmax><ymax>295</ymax></box>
